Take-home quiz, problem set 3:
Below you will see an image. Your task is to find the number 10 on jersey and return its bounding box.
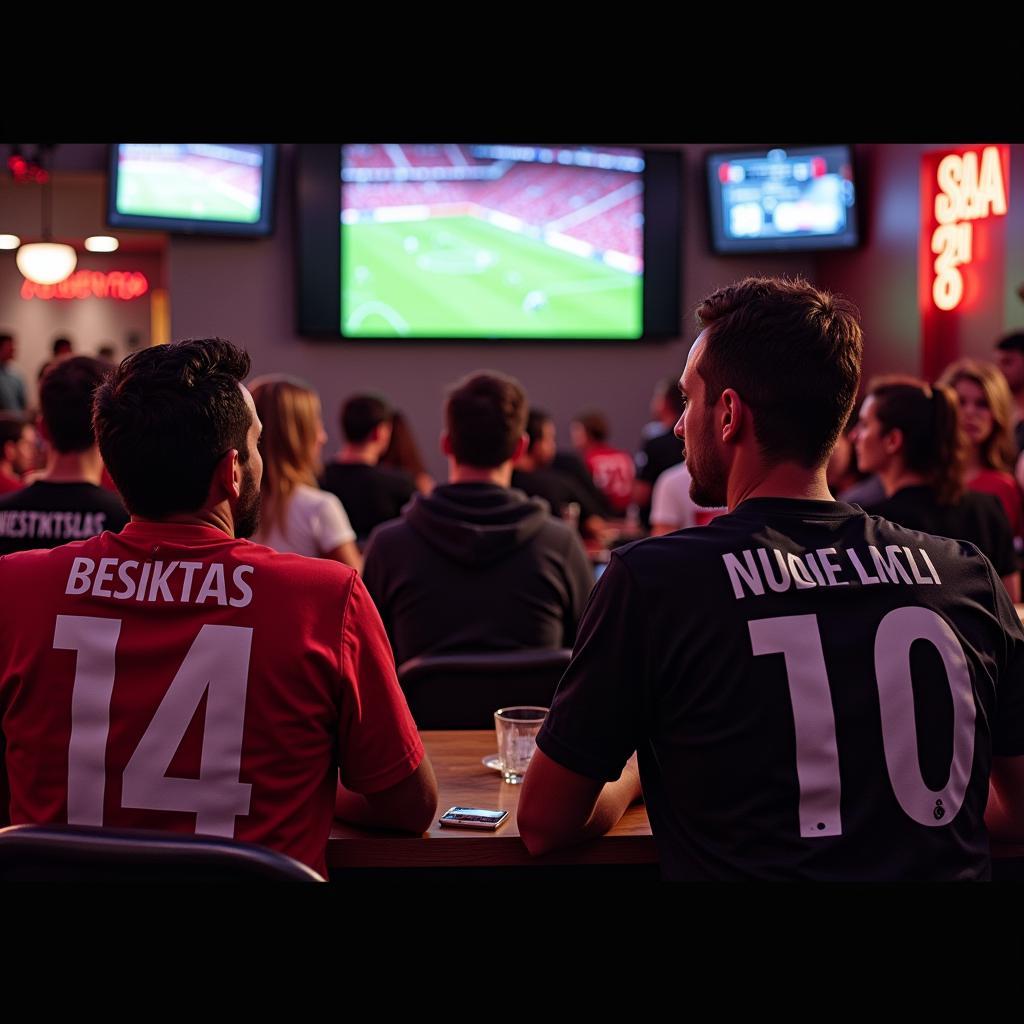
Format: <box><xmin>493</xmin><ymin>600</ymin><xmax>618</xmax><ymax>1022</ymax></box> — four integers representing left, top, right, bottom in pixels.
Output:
<box><xmin>749</xmin><ymin>608</ymin><xmax>976</xmax><ymax>837</ymax></box>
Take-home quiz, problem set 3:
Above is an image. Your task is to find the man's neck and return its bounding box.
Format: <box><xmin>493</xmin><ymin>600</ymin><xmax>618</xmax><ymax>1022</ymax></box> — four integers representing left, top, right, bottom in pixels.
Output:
<box><xmin>41</xmin><ymin>448</ymin><xmax>103</xmax><ymax>486</ymax></box>
<box><xmin>727</xmin><ymin>463</ymin><xmax>834</xmax><ymax>509</ymax></box>
<box><xmin>133</xmin><ymin>502</ymin><xmax>235</xmax><ymax>538</ymax></box>
<box><xmin>449</xmin><ymin>462</ymin><xmax>513</xmax><ymax>488</ymax></box>
<box><xmin>337</xmin><ymin>443</ymin><xmax>379</xmax><ymax>466</ymax></box>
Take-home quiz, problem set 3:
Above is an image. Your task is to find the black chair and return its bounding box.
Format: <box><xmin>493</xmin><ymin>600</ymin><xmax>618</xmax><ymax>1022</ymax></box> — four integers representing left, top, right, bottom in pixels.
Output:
<box><xmin>0</xmin><ymin>824</ymin><xmax>325</xmax><ymax>882</ymax></box>
<box><xmin>397</xmin><ymin>648</ymin><xmax>572</xmax><ymax>729</ymax></box>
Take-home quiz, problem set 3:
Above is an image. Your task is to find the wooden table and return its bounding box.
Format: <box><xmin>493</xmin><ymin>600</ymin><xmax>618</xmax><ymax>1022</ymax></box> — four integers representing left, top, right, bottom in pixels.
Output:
<box><xmin>327</xmin><ymin>731</ymin><xmax>655</xmax><ymax>870</ymax></box>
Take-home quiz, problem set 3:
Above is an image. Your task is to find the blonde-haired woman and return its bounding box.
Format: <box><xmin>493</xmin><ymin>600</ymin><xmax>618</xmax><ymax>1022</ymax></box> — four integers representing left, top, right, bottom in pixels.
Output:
<box><xmin>249</xmin><ymin>375</ymin><xmax>363</xmax><ymax>573</ymax></box>
<box><xmin>937</xmin><ymin>358</ymin><xmax>1023</xmax><ymax>536</ymax></box>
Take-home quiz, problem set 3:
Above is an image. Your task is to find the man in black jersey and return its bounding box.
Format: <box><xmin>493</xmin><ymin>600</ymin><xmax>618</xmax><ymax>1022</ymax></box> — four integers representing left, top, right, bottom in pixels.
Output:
<box><xmin>518</xmin><ymin>276</ymin><xmax>1024</xmax><ymax>880</ymax></box>
<box><xmin>0</xmin><ymin>356</ymin><xmax>128</xmax><ymax>555</ymax></box>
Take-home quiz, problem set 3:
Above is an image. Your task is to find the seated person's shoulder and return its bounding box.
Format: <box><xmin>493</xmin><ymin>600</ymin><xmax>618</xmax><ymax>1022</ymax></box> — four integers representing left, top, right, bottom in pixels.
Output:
<box><xmin>0</xmin><ymin>532</ymin><xmax>102</xmax><ymax>574</ymax></box>
<box><xmin>241</xmin><ymin>537</ymin><xmax>358</xmax><ymax>590</ymax></box>
<box><xmin>364</xmin><ymin>514</ymin><xmax>415</xmax><ymax>551</ymax></box>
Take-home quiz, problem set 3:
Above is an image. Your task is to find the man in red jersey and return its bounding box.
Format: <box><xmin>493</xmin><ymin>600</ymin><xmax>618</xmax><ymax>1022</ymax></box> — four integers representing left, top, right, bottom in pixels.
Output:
<box><xmin>0</xmin><ymin>338</ymin><xmax>436</xmax><ymax>877</ymax></box>
<box><xmin>570</xmin><ymin>410</ymin><xmax>636</xmax><ymax>516</ymax></box>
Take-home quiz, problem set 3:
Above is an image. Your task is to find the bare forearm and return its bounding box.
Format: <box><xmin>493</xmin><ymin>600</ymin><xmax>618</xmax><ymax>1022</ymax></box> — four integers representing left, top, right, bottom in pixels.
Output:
<box><xmin>520</xmin><ymin>755</ymin><xmax>643</xmax><ymax>856</ymax></box>
<box><xmin>580</xmin><ymin>769</ymin><xmax>644</xmax><ymax>842</ymax></box>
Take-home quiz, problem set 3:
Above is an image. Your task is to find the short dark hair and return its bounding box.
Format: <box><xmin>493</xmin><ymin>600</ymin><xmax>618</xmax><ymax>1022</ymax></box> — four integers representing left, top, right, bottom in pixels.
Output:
<box><xmin>661</xmin><ymin>377</ymin><xmax>686</xmax><ymax>418</ymax></box>
<box><xmin>93</xmin><ymin>338</ymin><xmax>252</xmax><ymax>519</ymax></box>
<box><xmin>341</xmin><ymin>394</ymin><xmax>392</xmax><ymax>443</ymax></box>
<box><xmin>573</xmin><ymin>410</ymin><xmax>608</xmax><ymax>443</ymax></box>
<box><xmin>445</xmin><ymin>371</ymin><xmax>527</xmax><ymax>468</ymax></box>
<box><xmin>996</xmin><ymin>332</ymin><xmax>1024</xmax><ymax>356</ymax></box>
<box><xmin>526</xmin><ymin>408</ymin><xmax>552</xmax><ymax>451</ymax></box>
<box><xmin>0</xmin><ymin>412</ymin><xmax>26</xmax><ymax>449</ymax></box>
<box><xmin>695</xmin><ymin>276</ymin><xmax>863</xmax><ymax>468</ymax></box>
<box><xmin>52</xmin><ymin>337</ymin><xmax>72</xmax><ymax>356</ymax></box>
<box><xmin>40</xmin><ymin>356</ymin><xmax>111</xmax><ymax>453</ymax></box>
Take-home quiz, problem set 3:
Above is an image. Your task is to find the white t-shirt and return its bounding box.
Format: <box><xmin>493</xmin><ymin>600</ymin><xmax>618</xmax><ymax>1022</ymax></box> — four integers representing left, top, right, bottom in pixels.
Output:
<box><xmin>650</xmin><ymin>462</ymin><xmax>724</xmax><ymax>530</ymax></box>
<box><xmin>254</xmin><ymin>484</ymin><xmax>356</xmax><ymax>558</ymax></box>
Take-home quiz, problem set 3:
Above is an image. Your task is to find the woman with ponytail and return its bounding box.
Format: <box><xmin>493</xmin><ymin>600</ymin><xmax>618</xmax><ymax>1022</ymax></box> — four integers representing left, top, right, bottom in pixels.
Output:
<box><xmin>852</xmin><ymin>375</ymin><xmax>1019</xmax><ymax>599</ymax></box>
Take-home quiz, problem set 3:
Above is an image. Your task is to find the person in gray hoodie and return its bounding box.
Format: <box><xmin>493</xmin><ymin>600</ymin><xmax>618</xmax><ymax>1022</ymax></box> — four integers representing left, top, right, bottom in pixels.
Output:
<box><xmin>363</xmin><ymin>371</ymin><xmax>594</xmax><ymax>668</ymax></box>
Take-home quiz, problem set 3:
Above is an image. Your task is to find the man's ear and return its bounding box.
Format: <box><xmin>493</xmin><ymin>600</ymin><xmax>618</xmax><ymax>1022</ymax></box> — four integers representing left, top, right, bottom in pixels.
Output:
<box><xmin>511</xmin><ymin>434</ymin><xmax>529</xmax><ymax>462</ymax></box>
<box><xmin>440</xmin><ymin>431</ymin><xmax>453</xmax><ymax>457</ymax></box>
<box><xmin>211</xmin><ymin>448</ymin><xmax>241</xmax><ymax>502</ymax></box>
<box><xmin>720</xmin><ymin>388</ymin><xmax>745</xmax><ymax>444</ymax></box>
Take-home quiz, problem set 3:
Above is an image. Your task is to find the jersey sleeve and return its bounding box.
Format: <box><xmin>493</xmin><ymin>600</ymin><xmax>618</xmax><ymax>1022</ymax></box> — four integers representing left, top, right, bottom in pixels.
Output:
<box><xmin>337</xmin><ymin>572</ymin><xmax>424</xmax><ymax>792</ymax></box>
<box><xmin>316</xmin><ymin>492</ymin><xmax>357</xmax><ymax>555</ymax></box>
<box><xmin>987</xmin><ymin>558</ymin><xmax>1024</xmax><ymax>756</ymax></box>
<box><xmin>537</xmin><ymin>552</ymin><xmax>646</xmax><ymax>781</ymax></box>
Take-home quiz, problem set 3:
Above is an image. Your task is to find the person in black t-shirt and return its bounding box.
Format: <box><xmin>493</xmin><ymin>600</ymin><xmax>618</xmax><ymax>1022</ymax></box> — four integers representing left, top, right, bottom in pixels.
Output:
<box><xmin>852</xmin><ymin>376</ymin><xmax>1019</xmax><ymax>600</ymax></box>
<box><xmin>319</xmin><ymin>394</ymin><xmax>417</xmax><ymax>543</ymax></box>
<box><xmin>512</xmin><ymin>408</ymin><xmax>610</xmax><ymax>542</ymax></box>
<box><xmin>518</xmin><ymin>275</ymin><xmax>1024</xmax><ymax>880</ymax></box>
<box><xmin>0</xmin><ymin>356</ymin><xmax>128</xmax><ymax>555</ymax></box>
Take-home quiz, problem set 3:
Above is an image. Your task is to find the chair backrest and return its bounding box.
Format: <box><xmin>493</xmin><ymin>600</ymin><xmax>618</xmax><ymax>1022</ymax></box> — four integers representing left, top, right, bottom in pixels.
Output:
<box><xmin>397</xmin><ymin>648</ymin><xmax>572</xmax><ymax>729</ymax></box>
<box><xmin>0</xmin><ymin>824</ymin><xmax>325</xmax><ymax>882</ymax></box>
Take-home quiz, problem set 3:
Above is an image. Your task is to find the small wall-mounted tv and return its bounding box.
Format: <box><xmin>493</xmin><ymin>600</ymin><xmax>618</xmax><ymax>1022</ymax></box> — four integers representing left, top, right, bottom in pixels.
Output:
<box><xmin>706</xmin><ymin>144</ymin><xmax>859</xmax><ymax>254</ymax></box>
<box><xmin>295</xmin><ymin>143</ymin><xmax>682</xmax><ymax>341</ymax></box>
<box><xmin>107</xmin><ymin>143</ymin><xmax>277</xmax><ymax>236</ymax></box>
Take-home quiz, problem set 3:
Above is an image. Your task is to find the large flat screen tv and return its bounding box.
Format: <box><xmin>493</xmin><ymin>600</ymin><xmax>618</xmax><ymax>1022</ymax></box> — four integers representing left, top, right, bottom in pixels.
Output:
<box><xmin>706</xmin><ymin>144</ymin><xmax>859</xmax><ymax>254</ymax></box>
<box><xmin>107</xmin><ymin>144</ymin><xmax>277</xmax><ymax>236</ymax></box>
<box><xmin>296</xmin><ymin>144</ymin><xmax>681</xmax><ymax>341</ymax></box>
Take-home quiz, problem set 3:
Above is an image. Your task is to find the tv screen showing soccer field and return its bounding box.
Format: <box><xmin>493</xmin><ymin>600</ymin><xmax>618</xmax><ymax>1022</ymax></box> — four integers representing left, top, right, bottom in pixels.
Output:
<box><xmin>706</xmin><ymin>145</ymin><xmax>859</xmax><ymax>254</ymax></box>
<box><xmin>108</xmin><ymin>144</ymin><xmax>276</xmax><ymax>235</ymax></box>
<box><xmin>340</xmin><ymin>144</ymin><xmax>645</xmax><ymax>339</ymax></box>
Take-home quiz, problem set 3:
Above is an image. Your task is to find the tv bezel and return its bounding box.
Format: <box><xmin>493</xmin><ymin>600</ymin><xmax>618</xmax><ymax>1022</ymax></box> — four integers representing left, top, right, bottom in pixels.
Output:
<box><xmin>106</xmin><ymin>143</ymin><xmax>278</xmax><ymax>238</ymax></box>
<box><xmin>295</xmin><ymin>143</ymin><xmax>681</xmax><ymax>343</ymax></box>
<box><xmin>705</xmin><ymin>143</ymin><xmax>861</xmax><ymax>256</ymax></box>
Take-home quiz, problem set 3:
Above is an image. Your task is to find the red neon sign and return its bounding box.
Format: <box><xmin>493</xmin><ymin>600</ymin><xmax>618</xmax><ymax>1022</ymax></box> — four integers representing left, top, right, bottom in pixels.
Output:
<box><xmin>922</xmin><ymin>145</ymin><xmax>1009</xmax><ymax>312</ymax></box>
<box><xmin>20</xmin><ymin>271</ymin><xmax>150</xmax><ymax>301</ymax></box>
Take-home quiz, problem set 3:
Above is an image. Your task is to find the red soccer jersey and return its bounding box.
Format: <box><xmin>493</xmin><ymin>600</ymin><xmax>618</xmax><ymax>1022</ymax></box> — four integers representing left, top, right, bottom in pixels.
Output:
<box><xmin>0</xmin><ymin>521</ymin><xmax>424</xmax><ymax>877</ymax></box>
<box><xmin>584</xmin><ymin>444</ymin><xmax>636</xmax><ymax>514</ymax></box>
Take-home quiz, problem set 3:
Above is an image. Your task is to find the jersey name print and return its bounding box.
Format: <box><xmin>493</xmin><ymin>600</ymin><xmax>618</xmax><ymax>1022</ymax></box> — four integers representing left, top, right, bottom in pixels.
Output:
<box><xmin>64</xmin><ymin>556</ymin><xmax>254</xmax><ymax>607</ymax></box>
<box><xmin>0</xmin><ymin>509</ymin><xmax>110</xmax><ymax>541</ymax></box>
<box><xmin>723</xmin><ymin>542</ymin><xmax>942</xmax><ymax>598</ymax></box>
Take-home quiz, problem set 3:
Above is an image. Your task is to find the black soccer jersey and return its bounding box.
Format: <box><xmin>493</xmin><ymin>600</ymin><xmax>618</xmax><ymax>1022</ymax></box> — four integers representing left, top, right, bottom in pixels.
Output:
<box><xmin>537</xmin><ymin>498</ymin><xmax>1024</xmax><ymax>880</ymax></box>
<box><xmin>0</xmin><ymin>481</ymin><xmax>130</xmax><ymax>556</ymax></box>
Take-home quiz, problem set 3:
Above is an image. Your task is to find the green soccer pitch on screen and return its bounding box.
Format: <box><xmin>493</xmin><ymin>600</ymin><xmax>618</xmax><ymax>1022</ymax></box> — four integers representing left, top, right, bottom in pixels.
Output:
<box><xmin>340</xmin><ymin>144</ymin><xmax>645</xmax><ymax>340</ymax></box>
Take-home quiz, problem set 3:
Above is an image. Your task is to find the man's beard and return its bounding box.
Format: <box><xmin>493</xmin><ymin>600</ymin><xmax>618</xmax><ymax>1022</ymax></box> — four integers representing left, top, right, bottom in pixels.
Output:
<box><xmin>234</xmin><ymin>462</ymin><xmax>262</xmax><ymax>539</ymax></box>
<box><xmin>685</xmin><ymin>412</ymin><xmax>728</xmax><ymax>508</ymax></box>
